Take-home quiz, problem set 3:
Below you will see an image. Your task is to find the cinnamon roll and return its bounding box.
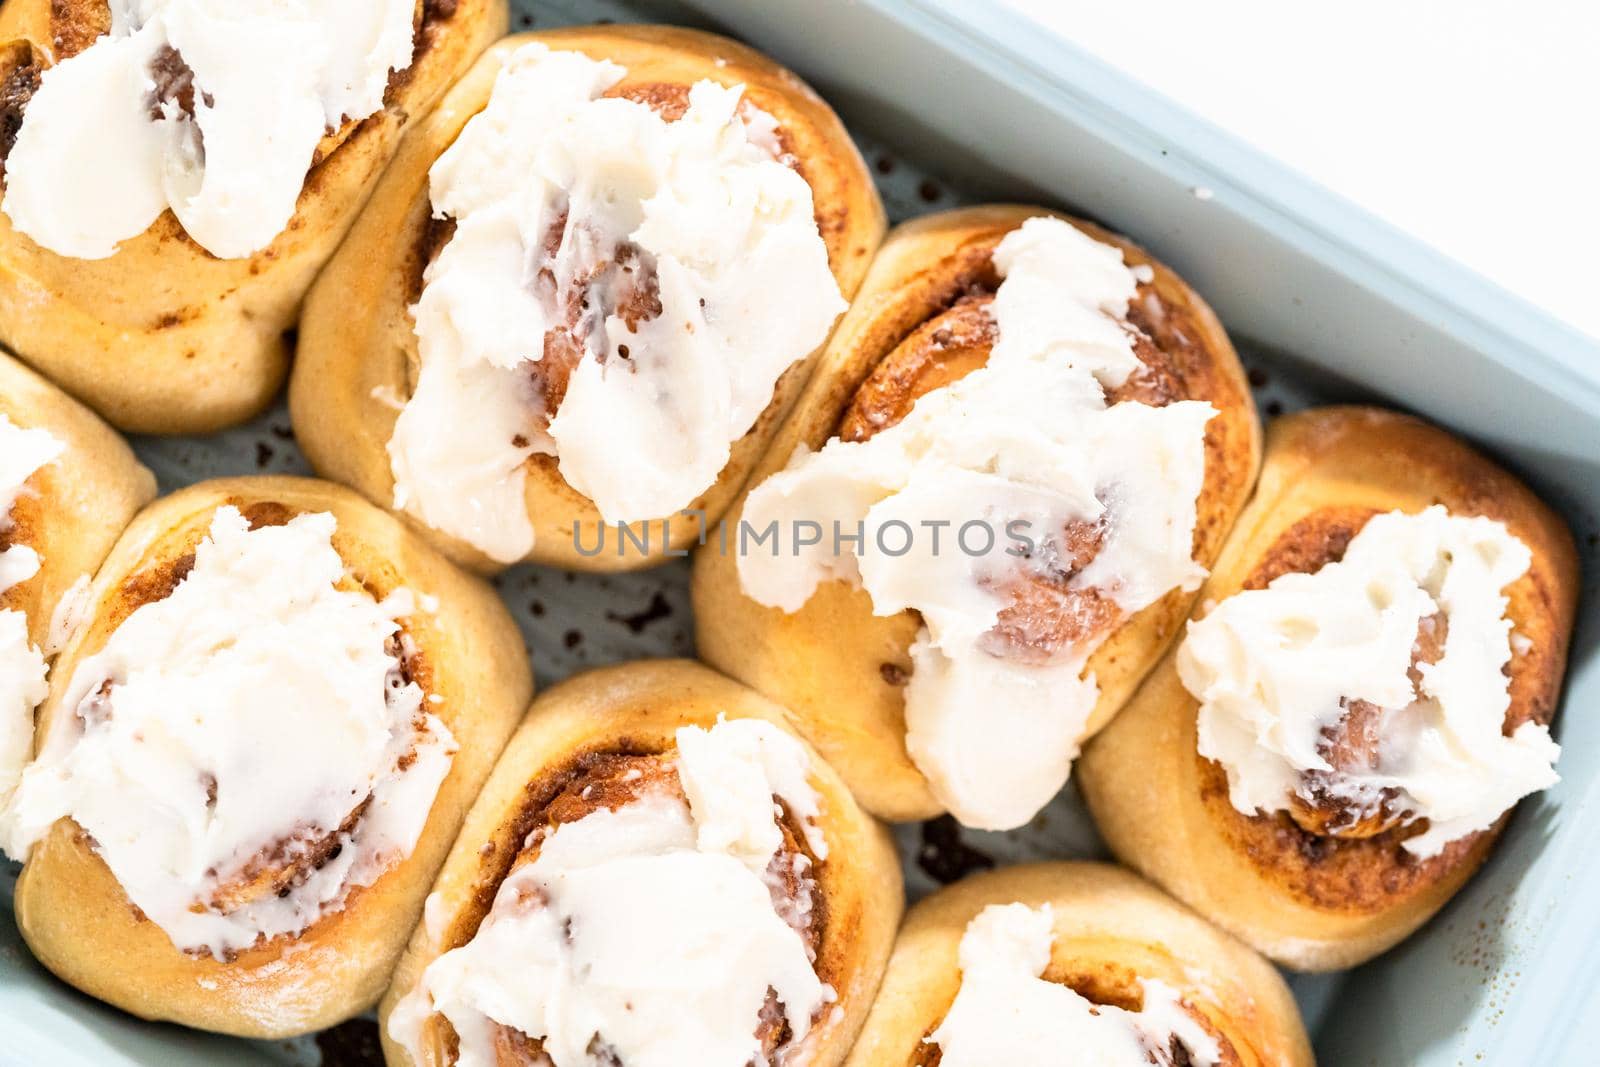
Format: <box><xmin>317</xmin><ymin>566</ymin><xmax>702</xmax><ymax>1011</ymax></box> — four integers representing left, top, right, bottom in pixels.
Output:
<box><xmin>693</xmin><ymin>205</ymin><xmax>1260</xmax><ymax>827</ymax></box>
<box><xmin>0</xmin><ymin>350</ymin><xmax>154</xmax><ymax>846</ymax></box>
<box><xmin>380</xmin><ymin>659</ymin><xmax>902</xmax><ymax>1067</ymax></box>
<box><xmin>0</xmin><ymin>0</ymin><xmax>506</xmax><ymax>433</ymax></box>
<box><xmin>290</xmin><ymin>26</ymin><xmax>885</xmax><ymax>572</ymax></box>
<box><xmin>1078</xmin><ymin>406</ymin><xmax>1580</xmax><ymax>970</ymax></box>
<box><xmin>5</xmin><ymin>476</ymin><xmax>532</xmax><ymax>1036</ymax></box>
<box><xmin>845</xmin><ymin>863</ymin><xmax>1312</xmax><ymax>1067</ymax></box>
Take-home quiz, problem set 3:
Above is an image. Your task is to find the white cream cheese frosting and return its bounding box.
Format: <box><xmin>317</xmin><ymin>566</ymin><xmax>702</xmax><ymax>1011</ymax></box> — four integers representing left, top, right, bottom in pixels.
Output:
<box><xmin>388</xmin><ymin>717</ymin><xmax>832</xmax><ymax>1067</ymax></box>
<box><xmin>1181</xmin><ymin>505</ymin><xmax>1559</xmax><ymax>857</ymax></box>
<box><xmin>929</xmin><ymin>903</ymin><xmax>1220</xmax><ymax>1067</ymax></box>
<box><xmin>738</xmin><ymin>217</ymin><xmax>1215</xmax><ymax>830</ymax></box>
<box><xmin>0</xmin><ymin>415</ymin><xmax>63</xmax><ymax>844</ymax></box>
<box><xmin>3</xmin><ymin>506</ymin><xmax>456</xmax><ymax>956</ymax></box>
<box><xmin>388</xmin><ymin>43</ymin><xmax>844</xmax><ymax>562</ymax></box>
<box><xmin>2</xmin><ymin>0</ymin><xmax>417</xmax><ymax>259</ymax></box>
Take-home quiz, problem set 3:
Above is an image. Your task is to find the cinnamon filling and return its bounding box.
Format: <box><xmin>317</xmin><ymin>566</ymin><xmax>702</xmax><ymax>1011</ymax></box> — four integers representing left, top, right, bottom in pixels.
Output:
<box><xmin>461</xmin><ymin>751</ymin><xmax>827</xmax><ymax>1067</ymax></box>
<box><xmin>407</xmin><ymin>77</ymin><xmax>804</xmax><ymax>436</ymax></box>
<box><xmin>833</xmin><ymin>246</ymin><xmax>1193</xmax><ymax>665</ymax></box>
<box><xmin>1240</xmin><ymin>509</ymin><xmax>1487</xmax><ymax>842</ymax></box>
<box><xmin>0</xmin><ymin>467</ymin><xmax>45</xmax><ymax>608</ymax></box>
<box><xmin>4</xmin><ymin>0</ymin><xmax>436</xmax><ymax>187</ymax></box>
<box><xmin>525</xmin><ymin>207</ymin><xmax>666</xmax><ymax>429</ymax></box>
<box><xmin>147</xmin><ymin>45</ymin><xmax>209</xmax><ymax>122</ymax></box>
<box><xmin>1287</xmin><ymin>612</ymin><xmax>1447</xmax><ymax>838</ymax></box>
<box><xmin>0</xmin><ymin>53</ymin><xmax>39</xmax><ymax>178</ymax></box>
<box><xmin>378</xmin><ymin>0</ymin><xmax>452</xmax><ymax>113</ymax></box>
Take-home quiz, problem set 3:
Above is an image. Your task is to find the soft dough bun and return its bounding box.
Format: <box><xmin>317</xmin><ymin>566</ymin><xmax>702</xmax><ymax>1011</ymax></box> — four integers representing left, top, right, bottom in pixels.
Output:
<box><xmin>0</xmin><ymin>0</ymin><xmax>507</xmax><ymax>433</ymax></box>
<box><xmin>13</xmin><ymin>476</ymin><xmax>533</xmax><ymax>1036</ymax></box>
<box><xmin>0</xmin><ymin>349</ymin><xmax>155</xmax><ymax>648</ymax></box>
<box><xmin>693</xmin><ymin>205</ymin><xmax>1261</xmax><ymax>822</ymax></box>
<box><xmin>1078</xmin><ymin>407</ymin><xmax>1580</xmax><ymax>970</ymax></box>
<box><xmin>845</xmin><ymin>862</ymin><xmax>1313</xmax><ymax>1067</ymax></box>
<box><xmin>380</xmin><ymin>659</ymin><xmax>903</xmax><ymax>1067</ymax></box>
<box><xmin>291</xmin><ymin>25</ymin><xmax>885</xmax><ymax>572</ymax></box>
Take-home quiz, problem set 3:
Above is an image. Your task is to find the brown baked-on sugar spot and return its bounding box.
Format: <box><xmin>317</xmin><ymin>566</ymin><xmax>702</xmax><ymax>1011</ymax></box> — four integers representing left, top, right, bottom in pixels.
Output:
<box><xmin>603</xmin><ymin>590</ymin><xmax>674</xmax><ymax>634</ymax></box>
<box><xmin>455</xmin><ymin>749</ymin><xmax>828</xmax><ymax>1067</ymax></box>
<box><xmin>915</xmin><ymin>814</ymin><xmax>995</xmax><ymax>885</ymax></box>
<box><xmin>314</xmin><ymin>1018</ymin><xmax>386</xmax><ymax>1067</ymax></box>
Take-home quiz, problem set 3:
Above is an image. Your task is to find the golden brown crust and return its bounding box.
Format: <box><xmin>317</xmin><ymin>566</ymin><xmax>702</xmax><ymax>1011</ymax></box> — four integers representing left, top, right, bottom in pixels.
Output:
<box><xmin>1078</xmin><ymin>406</ymin><xmax>1580</xmax><ymax>970</ymax></box>
<box><xmin>0</xmin><ymin>0</ymin><xmax>508</xmax><ymax>433</ymax></box>
<box><xmin>843</xmin><ymin>863</ymin><xmax>1312</xmax><ymax>1067</ymax></box>
<box><xmin>13</xmin><ymin>476</ymin><xmax>533</xmax><ymax>1037</ymax></box>
<box><xmin>0</xmin><ymin>350</ymin><xmax>154</xmax><ymax>647</ymax></box>
<box><xmin>378</xmin><ymin>659</ymin><xmax>904</xmax><ymax>1067</ymax></box>
<box><xmin>291</xmin><ymin>26</ymin><xmax>887</xmax><ymax>573</ymax></box>
<box><xmin>691</xmin><ymin>204</ymin><xmax>1262</xmax><ymax>821</ymax></box>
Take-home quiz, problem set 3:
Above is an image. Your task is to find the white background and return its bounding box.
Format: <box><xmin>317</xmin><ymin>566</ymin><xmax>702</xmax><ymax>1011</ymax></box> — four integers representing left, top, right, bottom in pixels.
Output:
<box><xmin>1002</xmin><ymin>0</ymin><xmax>1600</xmax><ymax>341</ymax></box>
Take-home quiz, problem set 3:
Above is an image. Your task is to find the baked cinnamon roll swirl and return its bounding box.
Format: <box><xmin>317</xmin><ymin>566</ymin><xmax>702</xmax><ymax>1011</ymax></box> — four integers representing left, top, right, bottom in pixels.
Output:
<box><xmin>380</xmin><ymin>659</ymin><xmax>902</xmax><ymax>1067</ymax></box>
<box><xmin>290</xmin><ymin>26</ymin><xmax>884</xmax><ymax>571</ymax></box>
<box><xmin>0</xmin><ymin>0</ymin><xmax>506</xmax><ymax>433</ymax></box>
<box><xmin>693</xmin><ymin>205</ymin><xmax>1260</xmax><ymax>827</ymax></box>
<box><xmin>5</xmin><ymin>477</ymin><xmax>531</xmax><ymax>1036</ymax></box>
<box><xmin>0</xmin><ymin>351</ymin><xmax>153</xmax><ymax>845</ymax></box>
<box><xmin>845</xmin><ymin>863</ymin><xmax>1312</xmax><ymax>1067</ymax></box>
<box><xmin>1078</xmin><ymin>407</ymin><xmax>1580</xmax><ymax>970</ymax></box>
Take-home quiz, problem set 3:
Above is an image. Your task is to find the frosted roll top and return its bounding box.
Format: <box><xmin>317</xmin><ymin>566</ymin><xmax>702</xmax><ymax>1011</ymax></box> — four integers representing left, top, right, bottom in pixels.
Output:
<box><xmin>389</xmin><ymin>43</ymin><xmax>844</xmax><ymax>562</ymax></box>
<box><xmin>388</xmin><ymin>717</ymin><xmax>833</xmax><ymax>1067</ymax></box>
<box><xmin>2</xmin><ymin>0</ymin><xmax>417</xmax><ymax>259</ymax></box>
<box><xmin>0</xmin><ymin>416</ymin><xmax>63</xmax><ymax>854</ymax></box>
<box><xmin>1182</xmin><ymin>506</ymin><xmax>1559</xmax><ymax>857</ymax></box>
<box><xmin>738</xmin><ymin>217</ymin><xmax>1215</xmax><ymax>830</ymax></box>
<box><xmin>2</xmin><ymin>507</ymin><xmax>456</xmax><ymax>955</ymax></box>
